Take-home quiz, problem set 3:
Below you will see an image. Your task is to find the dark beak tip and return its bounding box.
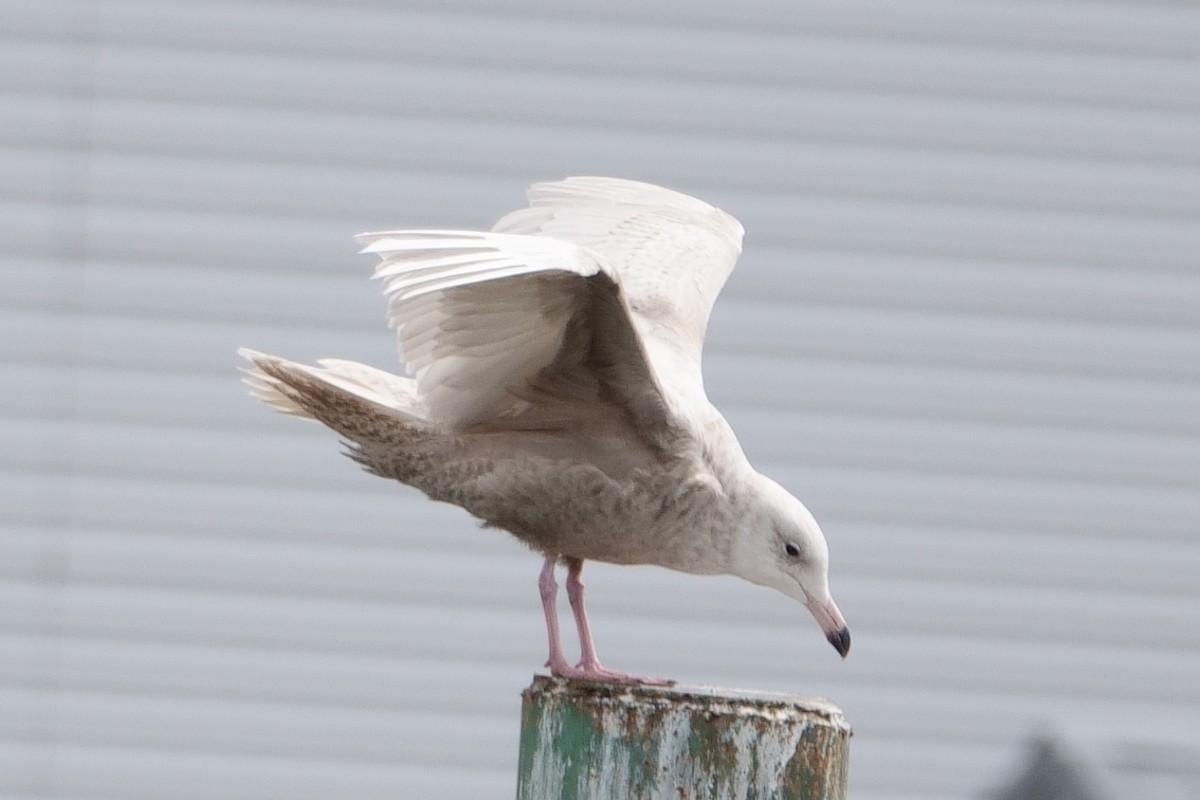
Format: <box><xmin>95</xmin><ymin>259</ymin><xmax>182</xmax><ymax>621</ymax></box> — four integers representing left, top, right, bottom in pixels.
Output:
<box><xmin>827</xmin><ymin>626</ymin><xmax>851</xmax><ymax>659</ymax></box>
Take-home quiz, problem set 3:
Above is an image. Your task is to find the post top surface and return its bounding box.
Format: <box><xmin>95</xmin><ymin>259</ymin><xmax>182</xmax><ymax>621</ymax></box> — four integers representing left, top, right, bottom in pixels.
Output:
<box><xmin>523</xmin><ymin>675</ymin><xmax>851</xmax><ymax>732</ymax></box>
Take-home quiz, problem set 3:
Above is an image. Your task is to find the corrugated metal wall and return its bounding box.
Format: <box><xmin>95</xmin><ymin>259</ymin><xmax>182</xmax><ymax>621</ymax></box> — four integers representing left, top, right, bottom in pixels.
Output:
<box><xmin>4</xmin><ymin>2</ymin><xmax>1199</xmax><ymax>798</ymax></box>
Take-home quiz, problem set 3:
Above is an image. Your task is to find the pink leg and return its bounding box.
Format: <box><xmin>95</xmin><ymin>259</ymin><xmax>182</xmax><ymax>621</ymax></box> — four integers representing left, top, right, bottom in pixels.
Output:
<box><xmin>564</xmin><ymin>558</ymin><xmax>606</xmax><ymax>672</ymax></box>
<box><xmin>537</xmin><ymin>556</ymin><xmax>672</xmax><ymax>686</ymax></box>
<box><xmin>538</xmin><ymin>555</ymin><xmax>574</xmax><ymax>677</ymax></box>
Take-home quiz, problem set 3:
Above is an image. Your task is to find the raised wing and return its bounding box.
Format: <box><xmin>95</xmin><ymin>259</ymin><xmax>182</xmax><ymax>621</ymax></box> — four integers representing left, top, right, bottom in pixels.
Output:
<box><xmin>356</xmin><ymin>230</ymin><xmax>667</xmax><ymax>430</ymax></box>
<box><xmin>492</xmin><ymin>177</ymin><xmax>744</xmax><ymax>396</ymax></box>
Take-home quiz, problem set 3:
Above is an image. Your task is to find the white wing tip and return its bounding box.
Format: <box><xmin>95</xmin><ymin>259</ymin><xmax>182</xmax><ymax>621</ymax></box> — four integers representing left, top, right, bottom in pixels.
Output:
<box><xmin>237</xmin><ymin>348</ymin><xmax>317</xmax><ymax>420</ymax></box>
<box><xmin>237</xmin><ymin>347</ymin><xmax>269</xmax><ymax>363</ymax></box>
<box><xmin>521</xmin><ymin>176</ymin><xmax>744</xmax><ymax>251</ymax></box>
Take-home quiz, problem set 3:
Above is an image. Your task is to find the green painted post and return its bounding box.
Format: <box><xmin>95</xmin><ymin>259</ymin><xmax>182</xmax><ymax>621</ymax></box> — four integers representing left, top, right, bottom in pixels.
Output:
<box><xmin>515</xmin><ymin>676</ymin><xmax>851</xmax><ymax>800</ymax></box>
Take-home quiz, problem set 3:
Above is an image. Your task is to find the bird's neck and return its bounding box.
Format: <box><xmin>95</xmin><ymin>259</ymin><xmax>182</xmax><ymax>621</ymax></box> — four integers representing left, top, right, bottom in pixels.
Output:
<box><xmin>639</xmin><ymin>426</ymin><xmax>764</xmax><ymax>577</ymax></box>
<box><xmin>692</xmin><ymin>406</ymin><xmax>755</xmax><ymax>489</ymax></box>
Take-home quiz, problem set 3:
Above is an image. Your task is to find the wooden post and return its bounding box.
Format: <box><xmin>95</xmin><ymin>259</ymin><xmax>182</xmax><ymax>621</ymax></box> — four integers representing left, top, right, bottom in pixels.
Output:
<box><xmin>516</xmin><ymin>676</ymin><xmax>851</xmax><ymax>800</ymax></box>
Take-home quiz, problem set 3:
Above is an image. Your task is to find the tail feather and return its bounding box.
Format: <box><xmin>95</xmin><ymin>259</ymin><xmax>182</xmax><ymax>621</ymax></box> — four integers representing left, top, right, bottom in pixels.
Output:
<box><xmin>238</xmin><ymin>348</ymin><xmax>427</xmax><ymax>443</ymax></box>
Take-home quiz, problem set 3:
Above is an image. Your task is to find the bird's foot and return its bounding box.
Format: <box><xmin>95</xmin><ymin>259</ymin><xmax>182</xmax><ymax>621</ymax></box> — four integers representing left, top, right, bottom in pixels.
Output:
<box><xmin>546</xmin><ymin>656</ymin><xmax>675</xmax><ymax>686</ymax></box>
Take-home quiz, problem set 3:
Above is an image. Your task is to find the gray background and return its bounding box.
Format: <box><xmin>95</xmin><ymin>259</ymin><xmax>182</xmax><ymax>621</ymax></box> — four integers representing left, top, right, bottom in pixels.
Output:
<box><xmin>4</xmin><ymin>2</ymin><xmax>1199</xmax><ymax>799</ymax></box>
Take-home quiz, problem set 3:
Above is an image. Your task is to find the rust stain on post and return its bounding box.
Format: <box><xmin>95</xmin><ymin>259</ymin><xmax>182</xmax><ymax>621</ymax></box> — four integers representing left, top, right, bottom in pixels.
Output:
<box><xmin>516</xmin><ymin>676</ymin><xmax>851</xmax><ymax>800</ymax></box>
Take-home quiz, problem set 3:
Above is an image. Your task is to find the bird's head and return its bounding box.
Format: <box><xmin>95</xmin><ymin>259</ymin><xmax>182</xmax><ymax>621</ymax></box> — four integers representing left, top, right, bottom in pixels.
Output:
<box><xmin>729</xmin><ymin>473</ymin><xmax>850</xmax><ymax>658</ymax></box>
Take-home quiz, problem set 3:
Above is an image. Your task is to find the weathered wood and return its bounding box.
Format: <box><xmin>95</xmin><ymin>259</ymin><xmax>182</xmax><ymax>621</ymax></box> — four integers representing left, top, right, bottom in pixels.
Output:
<box><xmin>516</xmin><ymin>676</ymin><xmax>851</xmax><ymax>800</ymax></box>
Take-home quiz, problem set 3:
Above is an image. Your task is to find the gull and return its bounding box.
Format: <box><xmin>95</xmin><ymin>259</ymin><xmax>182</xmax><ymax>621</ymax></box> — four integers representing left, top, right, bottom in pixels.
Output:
<box><xmin>239</xmin><ymin>176</ymin><xmax>849</xmax><ymax>684</ymax></box>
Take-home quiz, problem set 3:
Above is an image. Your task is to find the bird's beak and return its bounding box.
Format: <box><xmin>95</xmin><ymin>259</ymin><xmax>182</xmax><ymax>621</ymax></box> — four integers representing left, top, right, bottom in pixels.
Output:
<box><xmin>805</xmin><ymin>594</ymin><xmax>851</xmax><ymax>658</ymax></box>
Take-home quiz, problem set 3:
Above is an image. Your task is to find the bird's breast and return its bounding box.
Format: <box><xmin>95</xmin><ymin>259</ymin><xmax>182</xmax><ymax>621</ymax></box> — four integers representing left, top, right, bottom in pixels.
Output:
<box><xmin>513</xmin><ymin>463</ymin><xmax>733</xmax><ymax>575</ymax></box>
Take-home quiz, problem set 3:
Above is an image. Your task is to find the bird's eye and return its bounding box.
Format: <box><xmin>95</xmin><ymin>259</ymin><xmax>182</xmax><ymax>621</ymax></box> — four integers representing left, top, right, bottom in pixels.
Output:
<box><xmin>784</xmin><ymin>542</ymin><xmax>801</xmax><ymax>559</ymax></box>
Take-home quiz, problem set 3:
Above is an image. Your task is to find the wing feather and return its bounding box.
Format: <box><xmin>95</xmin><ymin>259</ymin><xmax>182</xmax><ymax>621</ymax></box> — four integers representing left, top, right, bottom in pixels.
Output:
<box><xmin>356</xmin><ymin>230</ymin><xmax>637</xmax><ymax>427</ymax></box>
<box><xmin>355</xmin><ymin>178</ymin><xmax>738</xmax><ymax>437</ymax></box>
<box><xmin>492</xmin><ymin>177</ymin><xmax>744</xmax><ymax>398</ymax></box>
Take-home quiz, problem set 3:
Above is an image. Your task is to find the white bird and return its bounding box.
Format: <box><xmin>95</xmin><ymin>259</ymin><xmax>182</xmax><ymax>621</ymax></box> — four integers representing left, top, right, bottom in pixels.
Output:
<box><xmin>240</xmin><ymin>176</ymin><xmax>849</xmax><ymax>684</ymax></box>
